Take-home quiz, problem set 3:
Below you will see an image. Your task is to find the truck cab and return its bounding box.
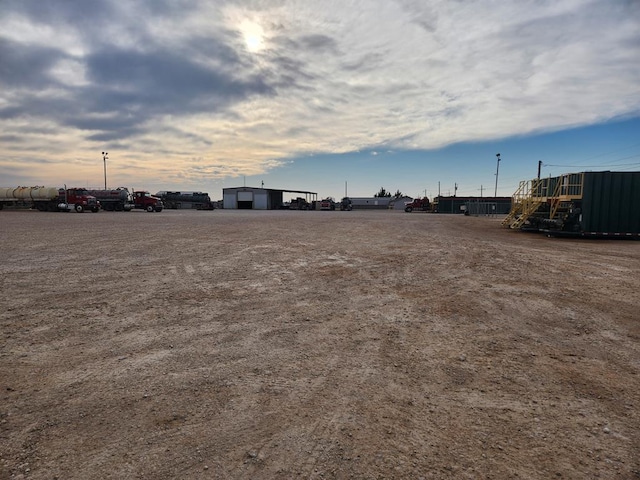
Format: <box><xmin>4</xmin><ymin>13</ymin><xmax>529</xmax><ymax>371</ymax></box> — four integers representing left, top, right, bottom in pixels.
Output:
<box><xmin>60</xmin><ymin>188</ymin><xmax>100</xmax><ymax>212</ymax></box>
<box><xmin>339</xmin><ymin>197</ymin><xmax>352</xmax><ymax>211</ymax></box>
<box><xmin>320</xmin><ymin>198</ymin><xmax>336</xmax><ymax>210</ymax></box>
<box><xmin>404</xmin><ymin>197</ymin><xmax>431</xmax><ymax>213</ymax></box>
<box><xmin>133</xmin><ymin>191</ymin><xmax>163</xmax><ymax>212</ymax></box>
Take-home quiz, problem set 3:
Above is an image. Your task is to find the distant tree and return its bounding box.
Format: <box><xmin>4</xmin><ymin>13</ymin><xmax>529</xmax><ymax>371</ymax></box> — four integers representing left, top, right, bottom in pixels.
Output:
<box><xmin>374</xmin><ymin>187</ymin><xmax>392</xmax><ymax>198</ymax></box>
<box><xmin>393</xmin><ymin>189</ymin><xmax>403</xmax><ymax>198</ymax></box>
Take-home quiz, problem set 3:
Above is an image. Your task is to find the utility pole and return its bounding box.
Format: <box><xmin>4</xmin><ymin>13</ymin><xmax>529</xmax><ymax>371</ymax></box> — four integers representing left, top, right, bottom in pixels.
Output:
<box><xmin>454</xmin><ymin>183</ymin><xmax>458</xmax><ymax>197</ymax></box>
<box><xmin>494</xmin><ymin>153</ymin><xmax>501</xmax><ymax>197</ymax></box>
<box><xmin>537</xmin><ymin>160</ymin><xmax>542</xmax><ymax>180</ymax></box>
<box><xmin>102</xmin><ymin>151</ymin><xmax>108</xmax><ymax>189</ymax></box>
<box><xmin>438</xmin><ymin>181</ymin><xmax>441</xmax><ymax>197</ymax></box>
<box><xmin>480</xmin><ymin>185</ymin><xmax>484</xmax><ymax>198</ymax></box>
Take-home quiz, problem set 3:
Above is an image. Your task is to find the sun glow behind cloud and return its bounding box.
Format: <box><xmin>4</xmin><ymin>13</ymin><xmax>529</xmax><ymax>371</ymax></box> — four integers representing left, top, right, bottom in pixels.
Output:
<box><xmin>240</xmin><ymin>20</ymin><xmax>265</xmax><ymax>52</ymax></box>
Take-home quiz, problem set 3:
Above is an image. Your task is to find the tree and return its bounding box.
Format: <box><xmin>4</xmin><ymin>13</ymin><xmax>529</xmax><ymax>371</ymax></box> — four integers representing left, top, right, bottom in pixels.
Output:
<box><xmin>393</xmin><ymin>189</ymin><xmax>403</xmax><ymax>198</ymax></box>
<box><xmin>374</xmin><ymin>187</ymin><xmax>392</xmax><ymax>198</ymax></box>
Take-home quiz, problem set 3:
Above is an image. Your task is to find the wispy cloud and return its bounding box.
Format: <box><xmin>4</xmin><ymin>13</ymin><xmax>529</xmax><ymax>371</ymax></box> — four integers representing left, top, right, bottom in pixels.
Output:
<box><xmin>1</xmin><ymin>0</ymin><xmax>638</xmax><ymax>187</ymax></box>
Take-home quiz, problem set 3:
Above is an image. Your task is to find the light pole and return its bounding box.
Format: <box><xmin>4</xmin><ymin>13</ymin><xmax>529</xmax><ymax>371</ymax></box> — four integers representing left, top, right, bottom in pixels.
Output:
<box><xmin>102</xmin><ymin>151</ymin><xmax>108</xmax><ymax>189</ymax></box>
<box><xmin>494</xmin><ymin>153</ymin><xmax>501</xmax><ymax>197</ymax></box>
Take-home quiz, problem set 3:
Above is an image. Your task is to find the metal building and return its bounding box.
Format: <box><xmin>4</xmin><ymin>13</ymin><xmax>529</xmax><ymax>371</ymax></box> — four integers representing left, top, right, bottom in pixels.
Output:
<box><xmin>434</xmin><ymin>196</ymin><xmax>512</xmax><ymax>214</ymax></box>
<box><xmin>502</xmin><ymin>171</ymin><xmax>640</xmax><ymax>236</ymax></box>
<box><xmin>348</xmin><ymin>197</ymin><xmax>393</xmax><ymax>209</ymax></box>
<box><xmin>222</xmin><ymin>187</ymin><xmax>317</xmax><ymax>210</ymax></box>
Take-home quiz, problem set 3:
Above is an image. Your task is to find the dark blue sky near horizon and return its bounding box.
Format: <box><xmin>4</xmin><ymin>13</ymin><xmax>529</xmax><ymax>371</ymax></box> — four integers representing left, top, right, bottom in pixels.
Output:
<box><xmin>1</xmin><ymin>0</ymin><xmax>639</xmax><ymax>200</ymax></box>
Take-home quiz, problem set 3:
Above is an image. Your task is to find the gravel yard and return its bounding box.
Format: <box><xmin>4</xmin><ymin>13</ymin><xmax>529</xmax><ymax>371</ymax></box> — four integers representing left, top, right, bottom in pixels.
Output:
<box><xmin>1</xmin><ymin>209</ymin><xmax>638</xmax><ymax>479</ymax></box>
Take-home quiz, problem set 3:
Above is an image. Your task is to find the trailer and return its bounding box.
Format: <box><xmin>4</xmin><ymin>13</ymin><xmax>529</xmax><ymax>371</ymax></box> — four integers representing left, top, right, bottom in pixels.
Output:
<box><xmin>502</xmin><ymin>171</ymin><xmax>640</xmax><ymax>237</ymax></box>
<box><xmin>155</xmin><ymin>191</ymin><xmax>214</xmax><ymax>210</ymax></box>
<box><xmin>0</xmin><ymin>186</ymin><xmax>100</xmax><ymax>212</ymax></box>
<box><xmin>86</xmin><ymin>188</ymin><xmax>134</xmax><ymax>211</ymax></box>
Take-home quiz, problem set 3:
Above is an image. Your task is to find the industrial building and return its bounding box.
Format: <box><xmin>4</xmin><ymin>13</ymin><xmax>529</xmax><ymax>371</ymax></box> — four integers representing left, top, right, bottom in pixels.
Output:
<box><xmin>222</xmin><ymin>187</ymin><xmax>317</xmax><ymax>210</ymax></box>
<box><xmin>433</xmin><ymin>196</ymin><xmax>512</xmax><ymax>215</ymax></box>
<box><xmin>348</xmin><ymin>197</ymin><xmax>393</xmax><ymax>209</ymax></box>
<box><xmin>502</xmin><ymin>171</ymin><xmax>640</xmax><ymax>236</ymax></box>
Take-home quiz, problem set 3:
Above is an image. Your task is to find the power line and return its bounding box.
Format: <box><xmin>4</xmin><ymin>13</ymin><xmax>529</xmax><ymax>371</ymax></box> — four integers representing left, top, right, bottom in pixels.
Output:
<box><xmin>543</xmin><ymin>153</ymin><xmax>640</xmax><ymax>169</ymax></box>
<box><xmin>544</xmin><ymin>161</ymin><xmax>640</xmax><ymax>168</ymax></box>
<box><xmin>577</xmin><ymin>142</ymin><xmax>640</xmax><ymax>163</ymax></box>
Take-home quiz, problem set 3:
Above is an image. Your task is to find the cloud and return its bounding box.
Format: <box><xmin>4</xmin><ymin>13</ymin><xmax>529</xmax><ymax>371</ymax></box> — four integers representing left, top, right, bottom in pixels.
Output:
<box><xmin>0</xmin><ymin>0</ymin><xmax>639</xmax><ymax>188</ymax></box>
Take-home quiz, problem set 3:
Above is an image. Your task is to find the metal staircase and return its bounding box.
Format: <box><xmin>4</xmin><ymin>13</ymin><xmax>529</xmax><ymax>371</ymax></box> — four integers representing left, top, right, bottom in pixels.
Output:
<box><xmin>502</xmin><ymin>173</ymin><xmax>584</xmax><ymax>230</ymax></box>
<box><xmin>501</xmin><ymin>178</ymin><xmax>545</xmax><ymax>229</ymax></box>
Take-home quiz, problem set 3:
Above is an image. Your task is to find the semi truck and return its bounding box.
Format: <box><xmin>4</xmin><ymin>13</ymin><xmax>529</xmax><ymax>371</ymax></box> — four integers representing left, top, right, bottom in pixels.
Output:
<box><xmin>339</xmin><ymin>197</ymin><xmax>353</xmax><ymax>211</ymax></box>
<box><xmin>86</xmin><ymin>188</ymin><xmax>163</xmax><ymax>212</ymax></box>
<box><xmin>133</xmin><ymin>191</ymin><xmax>163</xmax><ymax>212</ymax></box>
<box><xmin>155</xmin><ymin>191</ymin><xmax>214</xmax><ymax>210</ymax></box>
<box><xmin>404</xmin><ymin>197</ymin><xmax>431</xmax><ymax>213</ymax></box>
<box><xmin>0</xmin><ymin>186</ymin><xmax>100</xmax><ymax>212</ymax></box>
<box><xmin>320</xmin><ymin>198</ymin><xmax>336</xmax><ymax>210</ymax></box>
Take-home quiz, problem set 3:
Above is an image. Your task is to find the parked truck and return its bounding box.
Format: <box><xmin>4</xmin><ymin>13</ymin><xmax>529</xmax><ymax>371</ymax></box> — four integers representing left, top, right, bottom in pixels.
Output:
<box><xmin>339</xmin><ymin>197</ymin><xmax>353</xmax><ymax>211</ymax></box>
<box><xmin>86</xmin><ymin>188</ymin><xmax>163</xmax><ymax>212</ymax></box>
<box><xmin>289</xmin><ymin>197</ymin><xmax>311</xmax><ymax>210</ymax></box>
<box><xmin>0</xmin><ymin>186</ymin><xmax>100</xmax><ymax>212</ymax></box>
<box><xmin>132</xmin><ymin>191</ymin><xmax>163</xmax><ymax>212</ymax></box>
<box><xmin>86</xmin><ymin>188</ymin><xmax>134</xmax><ymax>211</ymax></box>
<box><xmin>320</xmin><ymin>198</ymin><xmax>336</xmax><ymax>210</ymax></box>
<box><xmin>404</xmin><ymin>197</ymin><xmax>431</xmax><ymax>213</ymax></box>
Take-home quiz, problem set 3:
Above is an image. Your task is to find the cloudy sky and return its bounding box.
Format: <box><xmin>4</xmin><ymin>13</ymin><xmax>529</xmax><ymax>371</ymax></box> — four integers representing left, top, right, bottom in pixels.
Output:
<box><xmin>1</xmin><ymin>0</ymin><xmax>639</xmax><ymax>199</ymax></box>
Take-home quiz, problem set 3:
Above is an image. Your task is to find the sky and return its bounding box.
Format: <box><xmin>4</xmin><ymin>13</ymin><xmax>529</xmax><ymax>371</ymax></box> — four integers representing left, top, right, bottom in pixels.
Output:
<box><xmin>1</xmin><ymin>0</ymin><xmax>639</xmax><ymax>201</ymax></box>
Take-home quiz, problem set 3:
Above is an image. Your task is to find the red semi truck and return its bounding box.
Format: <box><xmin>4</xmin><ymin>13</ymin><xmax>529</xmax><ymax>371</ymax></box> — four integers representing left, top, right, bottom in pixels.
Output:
<box><xmin>0</xmin><ymin>186</ymin><xmax>100</xmax><ymax>212</ymax></box>
<box><xmin>404</xmin><ymin>197</ymin><xmax>432</xmax><ymax>213</ymax></box>
<box><xmin>132</xmin><ymin>191</ymin><xmax>163</xmax><ymax>212</ymax></box>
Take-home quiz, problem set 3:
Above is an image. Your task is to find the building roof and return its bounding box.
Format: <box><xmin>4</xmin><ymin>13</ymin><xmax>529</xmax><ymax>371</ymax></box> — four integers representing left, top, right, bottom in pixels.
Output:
<box><xmin>223</xmin><ymin>186</ymin><xmax>317</xmax><ymax>195</ymax></box>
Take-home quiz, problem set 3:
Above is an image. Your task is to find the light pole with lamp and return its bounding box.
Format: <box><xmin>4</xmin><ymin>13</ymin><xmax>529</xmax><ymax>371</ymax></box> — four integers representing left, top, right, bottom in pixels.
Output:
<box><xmin>102</xmin><ymin>151</ymin><xmax>108</xmax><ymax>189</ymax></box>
<box><xmin>494</xmin><ymin>153</ymin><xmax>501</xmax><ymax>197</ymax></box>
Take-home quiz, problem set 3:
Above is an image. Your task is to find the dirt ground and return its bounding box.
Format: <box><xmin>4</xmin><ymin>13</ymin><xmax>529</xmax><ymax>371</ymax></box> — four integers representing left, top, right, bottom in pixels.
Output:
<box><xmin>1</xmin><ymin>209</ymin><xmax>638</xmax><ymax>479</ymax></box>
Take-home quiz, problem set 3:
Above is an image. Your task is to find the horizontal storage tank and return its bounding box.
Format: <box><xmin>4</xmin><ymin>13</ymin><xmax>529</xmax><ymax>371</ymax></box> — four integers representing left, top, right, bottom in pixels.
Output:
<box><xmin>0</xmin><ymin>187</ymin><xmax>16</xmax><ymax>200</ymax></box>
<box><xmin>0</xmin><ymin>186</ymin><xmax>60</xmax><ymax>200</ymax></box>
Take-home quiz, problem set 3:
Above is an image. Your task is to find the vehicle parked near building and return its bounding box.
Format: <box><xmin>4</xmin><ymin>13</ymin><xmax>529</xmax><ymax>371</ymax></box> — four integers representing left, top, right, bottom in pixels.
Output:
<box><xmin>289</xmin><ymin>197</ymin><xmax>311</xmax><ymax>210</ymax></box>
<box><xmin>404</xmin><ymin>197</ymin><xmax>431</xmax><ymax>213</ymax></box>
<box><xmin>339</xmin><ymin>197</ymin><xmax>353</xmax><ymax>211</ymax></box>
<box><xmin>0</xmin><ymin>186</ymin><xmax>100</xmax><ymax>212</ymax></box>
<box><xmin>156</xmin><ymin>191</ymin><xmax>214</xmax><ymax>210</ymax></box>
<box><xmin>320</xmin><ymin>198</ymin><xmax>336</xmax><ymax>210</ymax></box>
<box><xmin>86</xmin><ymin>188</ymin><xmax>163</xmax><ymax>212</ymax></box>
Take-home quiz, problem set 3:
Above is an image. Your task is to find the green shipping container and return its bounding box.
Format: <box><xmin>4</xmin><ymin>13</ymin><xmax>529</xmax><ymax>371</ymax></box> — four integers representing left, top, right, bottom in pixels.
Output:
<box><xmin>580</xmin><ymin>171</ymin><xmax>640</xmax><ymax>235</ymax></box>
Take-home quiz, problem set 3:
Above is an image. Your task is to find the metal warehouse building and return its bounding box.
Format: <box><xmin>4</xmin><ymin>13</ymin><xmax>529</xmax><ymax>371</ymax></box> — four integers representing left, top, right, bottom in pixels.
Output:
<box><xmin>223</xmin><ymin>187</ymin><xmax>317</xmax><ymax>210</ymax></box>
